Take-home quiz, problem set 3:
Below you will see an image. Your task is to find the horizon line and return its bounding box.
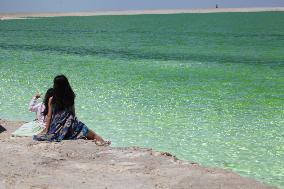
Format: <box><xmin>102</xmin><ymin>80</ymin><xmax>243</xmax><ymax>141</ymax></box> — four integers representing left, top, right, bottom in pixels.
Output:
<box><xmin>1</xmin><ymin>7</ymin><xmax>284</xmax><ymax>20</ymax></box>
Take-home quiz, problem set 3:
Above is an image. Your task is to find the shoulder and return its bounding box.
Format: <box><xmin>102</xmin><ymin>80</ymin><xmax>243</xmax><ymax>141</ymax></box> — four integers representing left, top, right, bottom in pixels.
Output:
<box><xmin>35</xmin><ymin>102</ymin><xmax>43</xmax><ymax>108</ymax></box>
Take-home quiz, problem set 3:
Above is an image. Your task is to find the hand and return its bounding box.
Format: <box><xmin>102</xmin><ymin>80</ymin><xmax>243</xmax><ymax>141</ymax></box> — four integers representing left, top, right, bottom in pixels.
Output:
<box><xmin>35</xmin><ymin>93</ymin><xmax>41</xmax><ymax>99</ymax></box>
<box><xmin>43</xmin><ymin>128</ymin><xmax>48</xmax><ymax>134</ymax></box>
<box><xmin>40</xmin><ymin>128</ymin><xmax>48</xmax><ymax>134</ymax></box>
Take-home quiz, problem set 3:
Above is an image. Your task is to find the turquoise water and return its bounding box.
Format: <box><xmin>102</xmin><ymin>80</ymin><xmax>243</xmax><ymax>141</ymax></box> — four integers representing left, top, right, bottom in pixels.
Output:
<box><xmin>0</xmin><ymin>12</ymin><xmax>284</xmax><ymax>187</ymax></box>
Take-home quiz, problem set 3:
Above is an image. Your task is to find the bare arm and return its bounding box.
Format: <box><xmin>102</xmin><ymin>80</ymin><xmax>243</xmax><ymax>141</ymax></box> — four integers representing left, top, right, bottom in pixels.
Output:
<box><xmin>43</xmin><ymin>97</ymin><xmax>53</xmax><ymax>133</ymax></box>
<box><xmin>28</xmin><ymin>93</ymin><xmax>41</xmax><ymax>112</ymax></box>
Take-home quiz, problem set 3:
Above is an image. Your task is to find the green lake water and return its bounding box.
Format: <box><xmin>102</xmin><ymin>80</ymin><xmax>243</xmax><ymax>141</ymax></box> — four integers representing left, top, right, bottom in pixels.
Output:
<box><xmin>0</xmin><ymin>12</ymin><xmax>283</xmax><ymax>187</ymax></box>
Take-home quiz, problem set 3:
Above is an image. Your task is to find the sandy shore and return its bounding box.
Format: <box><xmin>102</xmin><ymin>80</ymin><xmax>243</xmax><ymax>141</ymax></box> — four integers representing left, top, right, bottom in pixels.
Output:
<box><xmin>0</xmin><ymin>119</ymin><xmax>276</xmax><ymax>189</ymax></box>
<box><xmin>0</xmin><ymin>7</ymin><xmax>284</xmax><ymax>20</ymax></box>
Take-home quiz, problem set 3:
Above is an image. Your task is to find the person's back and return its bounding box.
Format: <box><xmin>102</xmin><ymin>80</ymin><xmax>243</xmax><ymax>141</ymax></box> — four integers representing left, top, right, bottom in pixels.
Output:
<box><xmin>52</xmin><ymin>75</ymin><xmax>75</xmax><ymax>114</ymax></box>
<box><xmin>28</xmin><ymin>93</ymin><xmax>45</xmax><ymax>127</ymax></box>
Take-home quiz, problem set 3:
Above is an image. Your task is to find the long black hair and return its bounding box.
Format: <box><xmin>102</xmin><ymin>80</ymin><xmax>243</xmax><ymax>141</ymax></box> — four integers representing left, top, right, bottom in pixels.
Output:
<box><xmin>53</xmin><ymin>75</ymin><xmax>75</xmax><ymax>111</ymax></box>
<box><xmin>42</xmin><ymin>88</ymin><xmax>55</xmax><ymax>116</ymax></box>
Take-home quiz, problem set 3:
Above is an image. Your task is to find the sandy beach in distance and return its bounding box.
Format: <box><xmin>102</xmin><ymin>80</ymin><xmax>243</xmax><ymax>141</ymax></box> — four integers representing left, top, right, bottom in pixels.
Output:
<box><xmin>0</xmin><ymin>7</ymin><xmax>284</xmax><ymax>20</ymax></box>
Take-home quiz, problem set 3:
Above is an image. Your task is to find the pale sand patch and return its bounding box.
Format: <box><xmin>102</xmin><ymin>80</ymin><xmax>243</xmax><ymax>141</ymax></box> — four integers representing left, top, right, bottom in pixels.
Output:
<box><xmin>0</xmin><ymin>7</ymin><xmax>284</xmax><ymax>20</ymax></box>
<box><xmin>0</xmin><ymin>119</ymin><xmax>277</xmax><ymax>189</ymax></box>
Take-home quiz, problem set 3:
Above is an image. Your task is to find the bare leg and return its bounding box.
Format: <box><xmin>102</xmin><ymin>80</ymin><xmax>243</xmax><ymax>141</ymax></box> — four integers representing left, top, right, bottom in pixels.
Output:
<box><xmin>86</xmin><ymin>129</ymin><xmax>111</xmax><ymax>146</ymax></box>
<box><xmin>86</xmin><ymin>129</ymin><xmax>103</xmax><ymax>141</ymax></box>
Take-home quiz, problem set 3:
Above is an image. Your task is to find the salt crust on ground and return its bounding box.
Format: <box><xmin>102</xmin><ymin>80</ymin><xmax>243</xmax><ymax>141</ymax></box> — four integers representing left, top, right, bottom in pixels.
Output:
<box><xmin>0</xmin><ymin>119</ymin><xmax>276</xmax><ymax>189</ymax></box>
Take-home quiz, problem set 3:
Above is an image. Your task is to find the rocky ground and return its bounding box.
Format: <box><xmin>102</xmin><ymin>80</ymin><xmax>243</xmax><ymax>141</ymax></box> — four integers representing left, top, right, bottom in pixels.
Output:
<box><xmin>0</xmin><ymin>119</ymin><xmax>276</xmax><ymax>189</ymax></box>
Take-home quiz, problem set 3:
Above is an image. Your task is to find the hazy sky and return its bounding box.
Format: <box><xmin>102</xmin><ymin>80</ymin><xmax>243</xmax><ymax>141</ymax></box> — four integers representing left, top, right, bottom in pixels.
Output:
<box><xmin>0</xmin><ymin>0</ymin><xmax>284</xmax><ymax>13</ymax></box>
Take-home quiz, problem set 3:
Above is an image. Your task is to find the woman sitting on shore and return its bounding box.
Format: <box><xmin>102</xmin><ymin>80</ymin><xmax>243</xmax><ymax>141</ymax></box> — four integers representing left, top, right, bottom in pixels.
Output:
<box><xmin>34</xmin><ymin>75</ymin><xmax>110</xmax><ymax>146</ymax></box>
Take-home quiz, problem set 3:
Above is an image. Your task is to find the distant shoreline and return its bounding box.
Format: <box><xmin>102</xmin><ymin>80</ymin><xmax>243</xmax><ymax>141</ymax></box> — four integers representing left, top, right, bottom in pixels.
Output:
<box><xmin>1</xmin><ymin>7</ymin><xmax>284</xmax><ymax>20</ymax></box>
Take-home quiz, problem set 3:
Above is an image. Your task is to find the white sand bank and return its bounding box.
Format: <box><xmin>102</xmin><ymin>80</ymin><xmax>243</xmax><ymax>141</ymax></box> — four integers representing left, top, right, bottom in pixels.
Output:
<box><xmin>1</xmin><ymin>7</ymin><xmax>284</xmax><ymax>20</ymax></box>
